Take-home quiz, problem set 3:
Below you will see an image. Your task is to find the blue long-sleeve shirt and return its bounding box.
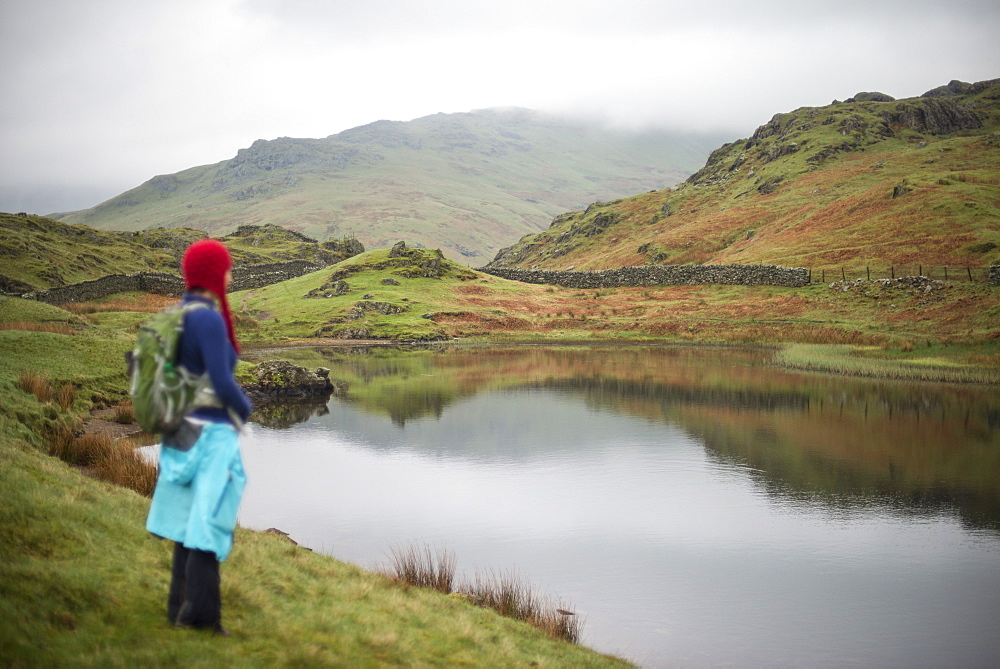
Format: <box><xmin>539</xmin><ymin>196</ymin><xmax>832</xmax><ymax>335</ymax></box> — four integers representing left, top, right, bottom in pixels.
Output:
<box><xmin>176</xmin><ymin>293</ymin><xmax>252</xmax><ymax>425</ymax></box>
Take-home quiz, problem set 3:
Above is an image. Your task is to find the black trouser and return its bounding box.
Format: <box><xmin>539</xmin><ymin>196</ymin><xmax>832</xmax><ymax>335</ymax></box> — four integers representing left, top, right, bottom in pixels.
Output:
<box><xmin>168</xmin><ymin>542</ymin><xmax>222</xmax><ymax>629</ymax></box>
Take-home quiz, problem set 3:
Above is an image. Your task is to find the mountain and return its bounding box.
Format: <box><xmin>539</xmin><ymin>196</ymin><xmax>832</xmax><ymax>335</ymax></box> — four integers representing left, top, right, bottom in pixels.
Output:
<box><xmin>51</xmin><ymin>108</ymin><xmax>726</xmax><ymax>266</ymax></box>
<box><xmin>486</xmin><ymin>79</ymin><xmax>1000</xmax><ymax>273</ymax></box>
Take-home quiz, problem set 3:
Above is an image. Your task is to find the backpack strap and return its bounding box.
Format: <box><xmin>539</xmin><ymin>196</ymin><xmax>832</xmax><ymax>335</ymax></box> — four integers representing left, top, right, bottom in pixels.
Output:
<box><xmin>178</xmin><ymin>300</ymin><xmax>245</xmax><ymax>433</ymax></box>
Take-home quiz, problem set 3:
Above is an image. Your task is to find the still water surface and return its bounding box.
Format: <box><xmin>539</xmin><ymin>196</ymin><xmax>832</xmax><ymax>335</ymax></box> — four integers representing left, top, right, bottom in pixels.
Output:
<box><xmin>238</xmin><ymin>346</ymin><xmax>1000</xmax><ymax>667</ymax></box>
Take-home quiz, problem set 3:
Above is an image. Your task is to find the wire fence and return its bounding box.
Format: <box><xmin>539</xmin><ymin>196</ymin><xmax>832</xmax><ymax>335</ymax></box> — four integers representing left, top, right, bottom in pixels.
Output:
<box><xmin>809</xmin><ymin>265</ymin><xmax>994</xmax><ymax>284</ymax></box>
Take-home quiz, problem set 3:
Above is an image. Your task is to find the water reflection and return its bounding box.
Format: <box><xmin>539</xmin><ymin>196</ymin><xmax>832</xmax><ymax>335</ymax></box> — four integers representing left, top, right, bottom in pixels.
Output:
<box><xmin>240</xmin><ymin>345</ymin><xmax>1000</xmax><ymax>666</ymax></box>
<box><xmin>251</xmin><ymin>397</ymin><xmax>331</xmax><ymax>428</ymax></box>
<box><xmin>250</xmin><ymin>345</ymin><xmax>1000</xmax><ymax>532</ymax></box>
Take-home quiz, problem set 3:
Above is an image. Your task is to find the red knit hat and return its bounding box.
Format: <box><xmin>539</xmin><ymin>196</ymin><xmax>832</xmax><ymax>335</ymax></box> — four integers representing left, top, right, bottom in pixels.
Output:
<box><xmin>181</xmin><ymin>239</ymin><xmax>239</xmax><ymax>353</ymax></box>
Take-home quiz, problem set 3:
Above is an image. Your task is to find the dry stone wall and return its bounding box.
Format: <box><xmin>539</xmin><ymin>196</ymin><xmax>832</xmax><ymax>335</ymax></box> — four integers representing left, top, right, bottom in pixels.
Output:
<box><xmin>480</xmin><ymin>264</ymin><xmax>810</xmax><ymax>288</ymax></box>
<box><xmin>21</xmin><ymin>260</ymin><xmax>324</xmax><ymax>304</ymax></box>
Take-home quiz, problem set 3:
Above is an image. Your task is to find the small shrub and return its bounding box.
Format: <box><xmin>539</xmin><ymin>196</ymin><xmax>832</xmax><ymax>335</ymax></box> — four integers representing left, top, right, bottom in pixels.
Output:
<box><xmin>234</xmin><ymin>313</ymin><xmax>260</xmax><ymax>330</ymax></box>
<box><xmin>967</xmin><ymin>241</ymin><xmax>997</xmax><ymax>254</ymax></box>
<box><xmin>17</xmin><ymin>372</ymin><xmax>52</xmax><ymax>403</ymax></box>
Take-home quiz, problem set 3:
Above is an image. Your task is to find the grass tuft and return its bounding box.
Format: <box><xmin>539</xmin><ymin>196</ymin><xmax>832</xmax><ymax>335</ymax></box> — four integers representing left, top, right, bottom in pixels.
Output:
<box><xmin>56</xmin><ymin>383</ymin><xmax>76</xmax><ymax>412</ymax></box>
<box><xmin>42</xmin><ymin>428</ymin><xmax>157</xmax><ymax>497</ymax></box>
<box><xmin>464</xmin><ymin>569</ymin><xmax>582</xmax><ymax>644</ymax></box>
<box><xmin>90</xmin><ymin>437</ymin><xmax>157</xmax><ymax>497</ymax></box>
<box><xmin>114</xmin><ymin>402</ymin><xmax>135</xmax><ymax>424</ymax></box>
<box><xmin>386</xmin><ymin>543</ymin><xmax>456</xmax><ymax>593</ymax></box>
<box><xmin>381</xmin><ymin>542</ymin><xmax>582</xmax><ymax>644</ymax></box>
<box><xmin>17</xmin><ymin>371</ymin><xmax>53</xmax><ymax>402</ymax></box>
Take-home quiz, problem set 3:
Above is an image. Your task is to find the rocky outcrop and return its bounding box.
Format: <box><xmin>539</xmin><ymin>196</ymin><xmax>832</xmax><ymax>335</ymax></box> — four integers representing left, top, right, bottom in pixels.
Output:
<box><xmin>927</xmin><ymin>78</ymin><xmax>1000</xmax><ymax>97</ymax></box>
<box><xmin>0</xmin><ymin>274</ymin><xmax>36</xmax><ymax>295</ymax></box>
<box><xmin>877</xmin><ymin>97</ymin><xmax>983</xmax><ymax>136</ymax></box>
<box><xmin>243</xmin><ymin>360</ymin><xmax>339</xmax><ymax>403</ymax></box>
<box><xmin>990</xmin><ymin>262</ymin><xmax>1000</xmax><ymax>287</ymax></box>
<box><xmin>305</xmin><ymin>279</ymin><xmax>351</xmax><ymax>299</ymax></box>
<box><xmin>389</xmin><ymin>240</ymin><xmax>411</xmax><ymax>258</ymax></box>
<box><xmin>846</xmin><ymin>92</ymin><xmax>895</xmax><ymax>103</ymax></box>
<box><xmin>347</xmin><ymin>301</ymin><xmax>408</xmax><ymax>319</ymax></box>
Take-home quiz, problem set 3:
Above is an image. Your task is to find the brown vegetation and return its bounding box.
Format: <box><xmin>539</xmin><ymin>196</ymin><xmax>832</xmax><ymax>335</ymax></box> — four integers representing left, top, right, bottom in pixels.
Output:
<box><xmin>1</xmin><ymin>321</ymin><xmax>75</xmax><ymax>335</ymax></box>
<box><xmin>382</xmin><ymin>542</ymin><xmax>581</xmax><ymax>643</ymax></box>
<box><xmin>17</xmin><ymin>371</ymin><xmax>53</xmax><ymax>402</ymax></box>
<box><xmin>63</xmin><ymin>294</ymin><xmax>177</xmax><ymax>314</ymax></box>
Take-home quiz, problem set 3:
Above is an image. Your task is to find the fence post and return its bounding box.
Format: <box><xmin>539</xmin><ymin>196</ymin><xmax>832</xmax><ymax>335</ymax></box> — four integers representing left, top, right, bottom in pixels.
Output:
<box><xmin>944</xmin><ymin>267</ymin><xmax>948</xmax><ymax>281</ymax></box>
<box><xmin>968</xmin><ymin>267</ymin><xmax>973</xmax><ymax>281</ymax></box>
<box><xmin>891</xmin><ymin>267</ymin><xmax>895</xmax><ymax>279</ymax></box>
<box><xmin>919</xmin><ymin>264</ymin><xmax>923</xmax><ymax>277</ymax></box>
<box><xmin>842</xmin><ymin>267</ymin><xmax>846</xmax><ymax>281</ymax></box>
<box><xmin>866</xmin><ymin>266</ymin><xmax>870</xmax><ymax>280</ymax></box>
<box><xmin>821</xmin><ymin>269</ymin><xmax>825</xmax><ymax>282</ymax></box>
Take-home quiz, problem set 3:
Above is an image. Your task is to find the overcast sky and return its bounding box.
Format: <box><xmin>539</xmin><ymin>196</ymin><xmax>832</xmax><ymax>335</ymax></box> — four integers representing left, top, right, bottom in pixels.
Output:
<box><xmin>2</xmin><ymin>0</ymin><xmax>998</xmax><ymax>214</ymax></box>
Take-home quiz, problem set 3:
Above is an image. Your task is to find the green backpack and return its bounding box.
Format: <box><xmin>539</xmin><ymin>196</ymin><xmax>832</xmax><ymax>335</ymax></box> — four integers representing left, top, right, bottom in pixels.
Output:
<box><xmin>129</xmin><ymin>301</ymin><xmax>222</xmax><ymax>434</ymax></box>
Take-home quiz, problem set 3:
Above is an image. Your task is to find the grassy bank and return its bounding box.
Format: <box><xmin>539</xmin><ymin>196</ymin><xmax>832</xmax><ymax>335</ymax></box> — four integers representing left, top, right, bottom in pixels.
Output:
<box><xmin>0</xmin><ymin>296</ymin><xmax>628</xmax><ymax>667</ymax></box>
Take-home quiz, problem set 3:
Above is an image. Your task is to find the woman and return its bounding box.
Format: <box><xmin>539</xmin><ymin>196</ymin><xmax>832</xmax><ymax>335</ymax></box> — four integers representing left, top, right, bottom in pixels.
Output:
<box><xmin>146</xmin><ymin>239</ymin><xmax>253</xmax><ymax>636</ymax></box>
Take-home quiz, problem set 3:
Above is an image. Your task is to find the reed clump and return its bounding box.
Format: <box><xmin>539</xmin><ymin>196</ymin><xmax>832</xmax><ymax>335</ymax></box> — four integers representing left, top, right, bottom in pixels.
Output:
<box><xmin>90</xmin><ymin>437</ymin><xmax>157</xmax><ymax>497</ymax></box>
<box><xmin>464</xmin><ymin>569</ymin><xmax>581</xmax><ymax>644</ymax></box>
<box><xmin>43</xmin><ymin>428</ymin><xmax>156</xmax><ymax>497</ymax></box>
<box><xmin>387</xmin><ymin>543</ymin><xmax>456</xmax><ymax>593</ymax></box>
<box><xmin>56</xmin><ymin>383</ymin><xmax>76</xmax><ymax>412</ymax></box>
<box><xmin>381</xmin><ymin>543</ymin><xmax>582</xmax><ymax>643</ymax></box>
<box><xmin>48</xmin><ymin>425</ymin><xmax>111</xmax><ymax>467</ymax></box>
<box><xmin>17</xmin><ymin>371</ymin><xmax>53</xmax><ymax>403</ymax></box>
<box><xmin>114</xmin><ymin>402</ymin><xmax>135</xmax><ymax>424</ymax></box>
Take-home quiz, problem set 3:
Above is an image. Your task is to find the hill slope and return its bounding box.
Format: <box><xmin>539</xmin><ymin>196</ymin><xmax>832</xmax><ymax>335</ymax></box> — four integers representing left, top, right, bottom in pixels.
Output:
<box><xmin>486</xmin><ymin>79</ymin><xmax>1000</xmax><ymax>273</ymax></box>
<box><xmin>0</xmin><ymin>214</ymin><xmax>359</xmax><ymax>293</ymax></box>
<box><xmin>51</xmin><ymin>108</ymin><xmax>725</xmax><ymax>266</ymax></box>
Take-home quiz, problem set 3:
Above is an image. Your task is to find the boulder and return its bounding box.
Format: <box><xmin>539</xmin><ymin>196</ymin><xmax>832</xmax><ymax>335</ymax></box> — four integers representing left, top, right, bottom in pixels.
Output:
<box><xmin>389</xmin><ymin>240</ymin><xmax>411</xmax><ymax>258</ymax></box>
<box><xmin>847</xmin><ymin>91</ymin><xmax>895</xmax><ymax>102</ymax></box>
<box><xmin>244</xmin><ymin>360</ymin><xmax>334</xmax><ymax>399</ymax></box>
<box><xmin>920</xmin><ymin>80</ymin><xmax>973</xmax><ymax>98</ymax></box>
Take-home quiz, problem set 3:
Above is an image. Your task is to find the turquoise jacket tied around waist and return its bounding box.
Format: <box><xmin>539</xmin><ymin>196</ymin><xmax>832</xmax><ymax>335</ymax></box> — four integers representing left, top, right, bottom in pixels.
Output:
<box><xmin>146</xmin><ymin>422</ymin><xmax>247</xmax><ymax>561</ymax></box>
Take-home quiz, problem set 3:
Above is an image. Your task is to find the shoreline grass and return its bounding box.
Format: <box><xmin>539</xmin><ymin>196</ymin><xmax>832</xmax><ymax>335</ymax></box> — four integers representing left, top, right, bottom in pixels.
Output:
<box><xmin>381</xmin><ymin>543</ymin><xmax>582</xmax><ymax>644</ymax></box>
<box><xmin>775</xmin><ymin>343</ymin><xmax>1000</xmax><ymax>384</ymax></box>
